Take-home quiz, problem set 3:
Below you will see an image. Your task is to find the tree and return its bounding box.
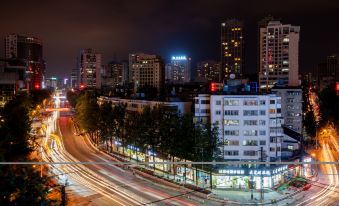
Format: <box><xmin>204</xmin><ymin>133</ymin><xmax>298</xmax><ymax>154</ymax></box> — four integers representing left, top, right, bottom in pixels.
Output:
<box><xmin>75</xmin><ymin>92</ymin><xmax>100</xmax><ymax>144</ymax></box>
<box><xmin>0</xmin><ymin>95</ymin><xmax>32</xmax><ymax>160</ymax></box>
<box><xmin>66</xmin><ymin>90</ymin><xmax>80</xmax><ymax>108</ymax></box>
<box><xmin>0</xmin><ymin>95</ymin><xmax>56</xmax><ymax>205</ymax></box>
<box><xmin>98</xmin><ymin>101</ymin><xmax>115</xmax><ymax>151</ymax></box>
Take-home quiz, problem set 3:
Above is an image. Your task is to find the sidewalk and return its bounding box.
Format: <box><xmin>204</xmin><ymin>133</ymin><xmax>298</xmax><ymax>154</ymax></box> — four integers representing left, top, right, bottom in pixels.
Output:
<box><xmin>98</xmin><ymin>146</ymin><xmax>292</xmax><ymax>205</ymax></box>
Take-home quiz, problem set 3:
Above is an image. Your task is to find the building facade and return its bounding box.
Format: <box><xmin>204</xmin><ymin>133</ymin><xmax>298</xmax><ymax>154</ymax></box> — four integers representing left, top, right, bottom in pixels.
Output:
<box><xmin>195</xmin><ymin>61</ymin><xmax>221</xmax><ymax>83</ymax></box>
<box><xmin>129</xmin><ymin>53</ymin><xmax>164</xmax><ymax>94</ymax></box>
<box><xmin>71</xmin><ymin>60</ymin><xmax>79</xmax><ymax>88</ymax></box>
<box><xmin>5</xmin><ymin>34</ymin><xmax>45</xmax><ymax>90</ymax></box>
<box><xmin>271</xmin><ymin>87</ymin><xmax>302</xmax><ymax>134</ymax></box>
<box><xmin>221</xmin><ymin>19</ymin><xmax>244</xmax><ymax>82</ymax></box>
<box><xmin>102</xmin><ymin>61</ymin><xmax>128</xmax><ymax>87</ymax></box>
<box><xmin>79</xmin><ymin>49</ymin><xmax>102</xmax><ymax>89</ymax></box>
<box><xmin>166</xmin><ymin>56</ymin><xmax>191</xmax><ymax>83</ymax></box>
<box><xmin>259</xmin><ymin>21</ymin><xmax>300</xmax><ymax>91</ymax></box>
<box><xmin>194</xmin><ymin>94</ymin><xmax>293</xmax><ymax>189</ymax></box>
<box><xmin>314</xmin><ymin>54</ymin><xmax>339</xmax><ymax>90</ymax></box>
<box><xmin>195</xmin><ymin>94</ymin><xmax>283</xmax><ymax>162</ymax></box>
<box><xmin>98</xmin><ymin>96</ymin><xmax>191</xmax><ymax>115</ymax></box>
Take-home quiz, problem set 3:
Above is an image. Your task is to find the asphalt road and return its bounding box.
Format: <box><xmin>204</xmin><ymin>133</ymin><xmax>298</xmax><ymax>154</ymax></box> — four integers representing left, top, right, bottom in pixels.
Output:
<box><xmin>55</xmin><ymin>115</ymin><xmax>220</xmax><ymax>206</ymax></box>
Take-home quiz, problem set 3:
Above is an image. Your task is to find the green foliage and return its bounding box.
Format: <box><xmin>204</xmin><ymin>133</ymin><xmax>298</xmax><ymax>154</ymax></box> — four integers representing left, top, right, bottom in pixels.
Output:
<box><xmin>0</xmin><ymin>93</ymin><xmax>54</xmax><ymax>205</ymax></box>
<box><xmin>30</xmin><ymin>89</ymin><xmax>52</xmax><ymax>107</ymax></box>
<box><xmin>0</xmin><ymin>164</ymin><xmax>54</xmax><ymax>205</ymax></box>
<box><xmin>0</xmin><ymin>96</ymin><xmax>32</xmax><ymax>160</ymax></box>
<box><xmin>75</xmin><ymin>92</ymin><xmax>100</xmax><ymax>142</ymax></box>
<box><xmin>66</xmin><ymin>90</ymin><xmax>80</xmax><ymax>108</ymax></box>
<box><xmin>75</xmin><ymin>94</ymin><xmax>219</xmax><ymax>162</ymax></box>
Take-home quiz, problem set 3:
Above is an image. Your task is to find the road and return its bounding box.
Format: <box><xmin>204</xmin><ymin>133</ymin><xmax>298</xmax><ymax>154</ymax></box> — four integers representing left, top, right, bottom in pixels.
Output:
<box><xmin>45</xmin><ymin>113</ymin><xmax>221</xmax><ymax>206</ymax></box>
<box><xmin>289</xmin><ymin>124</ymin><xmax>338</xmax><ymax>206</ymax></box>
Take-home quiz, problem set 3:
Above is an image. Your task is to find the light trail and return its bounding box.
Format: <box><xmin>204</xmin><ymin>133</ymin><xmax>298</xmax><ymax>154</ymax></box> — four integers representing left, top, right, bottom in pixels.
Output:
<box><xmin>46</xmin><ymin>130</ymin><xmax>146</xmax><ymax>205</ymax></box>
<box><xmin>40</xmin><ymin>101</ymin><xmax>200</xmax><ymax>206</ymax></box>
<box><xmin>296</xmin><ymin>142</ymin><xmax>339</xmax><ymax>206</ymax></box>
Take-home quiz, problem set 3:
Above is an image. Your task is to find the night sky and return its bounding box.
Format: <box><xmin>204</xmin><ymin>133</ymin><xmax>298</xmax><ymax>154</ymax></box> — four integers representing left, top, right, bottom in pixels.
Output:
<box><xmin>0</xmin><ymin>0</ymin><xmax>338</xmax><ymax>77</ymax></box>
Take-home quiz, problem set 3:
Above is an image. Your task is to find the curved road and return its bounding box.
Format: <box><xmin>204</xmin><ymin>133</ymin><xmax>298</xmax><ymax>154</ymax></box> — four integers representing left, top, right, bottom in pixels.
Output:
<box><xmin>55</xmin><ymin>115</ymin><xmax>218</xmax><ymax>206</ymax></box>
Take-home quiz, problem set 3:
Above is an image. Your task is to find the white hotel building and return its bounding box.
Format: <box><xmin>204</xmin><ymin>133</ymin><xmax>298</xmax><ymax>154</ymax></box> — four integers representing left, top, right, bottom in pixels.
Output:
<box><xmin>194</xmin><ymin>94</ymin><xmax>290</xmax><ymax>189</ymax></box>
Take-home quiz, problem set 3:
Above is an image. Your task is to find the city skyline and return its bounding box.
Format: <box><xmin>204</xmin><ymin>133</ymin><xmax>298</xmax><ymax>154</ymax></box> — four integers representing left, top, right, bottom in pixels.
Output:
<box><xmin>0</xmin><ymin>0</ymin><xmax>339</xmax><ymax>77</ymax></box>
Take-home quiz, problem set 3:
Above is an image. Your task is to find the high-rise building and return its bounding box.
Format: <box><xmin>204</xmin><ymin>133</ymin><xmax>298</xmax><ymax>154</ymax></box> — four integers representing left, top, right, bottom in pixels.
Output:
<box><xmin>166</xmin><ymin>56</ymin><xmax>191</xmax><ymax>83</ymax></box>
<box><xmin>195</xmin><ymin>60</ymin><xmax>221</xmax><ymax>82</ymax></box>
<box><xmin>129</xmin><ymin>53</ymin><xmax>164</xmax><ymax>94</ymax></box>
<box><xmin>259</xmin><ymin>21</ymin><xmax>300</xmax><ymax>91</ymax></box>
<box><xmin>71</xmin><ymin>60</ymin><xmax>79</xmax><ymax>88</ymax></box>
<box><xmin>5</xmin><ymin>34</ymin><xmax>45</xmax><ymax>90</ymax></box>
<box><xmin>257</xmin><ymin>16</ymin><xmax>275</xmax><ymax>73</ymax></box>
<box><xmin>79</xmin><ymin>49</ymin><xmax>102</xmax><ymax>89</ymax></box>
<box><xmin>314</xmin><ymin>54</ymin><xmax>339</xmax><ymax>90</ymax></box>
<box><xmin>221</xmin><ymin>19</ymin><xmax>244</xmax><ymax>82</ymax></box>
<box><xmin>102</xmin><ymin>61</ymin><xmax>128</xmax><ymax>87</ymax></box>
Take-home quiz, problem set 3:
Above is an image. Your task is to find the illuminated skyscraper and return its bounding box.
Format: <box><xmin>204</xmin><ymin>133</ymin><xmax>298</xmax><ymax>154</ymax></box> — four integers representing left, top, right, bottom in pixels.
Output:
<box><xmin>166</xmin><ymin>56</ymin><xmax>191</xmax><ymax>83</ymax></box>
<box><xmin>79</xmin><ymin>49</ymin><xmax>102</xmax><ymax>89</ymax></box>
<box><xmin>129</xmin><ymin>53</ymin><xmax>164</xmax><ymax>94</ymax></box>
<box><xmin>5</xmin><ymin>34</ymin><xmax>45</xmax><ymax>90</ymax></box>
<box><xmin>259</xmin><ymin>21</ymin><xmax>300</xmax><ymax>91</ymax></box>
<box><xmin>257</xmin><ymin>16</ymin><xmax>275</xmax><ymax>73</ymax></box>
<box><xmin>220</xmin><ymin>19</ymin><xmax>244</xmax><ymax>82</ymax></box>
<box><xmin>195</xmin><ymin>60</ymin><xmax>220</xmax><ymax>82</ymax></box>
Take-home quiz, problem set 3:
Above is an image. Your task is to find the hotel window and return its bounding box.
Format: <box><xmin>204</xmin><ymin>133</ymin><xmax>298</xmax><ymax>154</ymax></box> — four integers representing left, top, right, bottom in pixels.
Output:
<box><xmin>259</xmin><ymin>130</ymin><xmax>266</xmax><ymax>135</ymax></box>
<box><xmin>200</xmin><ymin>109</ymin><xmax>210</xmax><ymax>114</ymax></box>
<box><xmin>216</xmin><ymin>100</ymin><xmax>221</xmax><ymax>105</ymax></box>
<box><xmin>224</xmin><ymin>140</ymin><xmax>239</xmax><ymax>146</ymax></box>
<box><xmin>225</xmin><ymin>151</ymin><xmax>239</xmax><ymax>156</ymax></box>
<box><xmin>243</xmin><ymin>151</ymin><xmax>257</xmax><ymax>156</ymax></box>
<box><xmin>244</xmin><ymin>130</ymin><xmax>258</xmax><ymax>136</ymax></box>
<box><xmin>269</xmin><ymin>109</ymin><xmax>276</xmax><ymax>114</ymax></box>
<box><xmin>259</xmin><ymin>140</ymin><xmax>266</xmax><ymax>145</ymax></box>
<box><xmin>243</xmin><ymin>100</ymin><xmax>258</xmax><ymax>106</ymax></box>
<box><xmin>259</xmin><ymin>100</ymin><xmax>266</xmax><ymax>105</ymax></box>
<box><xmin>259</xmin><ymin>120</ymin><xmax>266</xmax><ymax>125</ymax></box>
<box><xmin>224</xmin><ymin>110</ymin><xmax>239</xmax><ymax>116</ymax></box>
<box><xmin>243</xmin><ymin>110</ymin><xmax>258</xmax><ymax>116</ymax></box>
<box><xmin>224</xmin><ymin>119</ymin><xmax>239</xmax><ymax>126</ymax></box>
<box><xmin>270</xmin><ymin>100</ymin><xmax>275</xmax><ymax>104</ymax></box>
<box><xmin>243</xmin><ymin>140</ymin><xmax>258</xmax><ymax>146</ymax></box>
<box><xmin>201</xmin><ymin>100</ymin><xmax>210</xmax><ymax>104</ymax></box>
<box><xmin>225</xmin><ymin>130</ymin><xmax>239</xmax><ymax>136</ymax></box>
<box><xmin>215</xmin><ymin>110</ymin><xmax>221</xmax><ymax>115</ymax></box>
<box><xmin>260</xmin><ymin>110</ymin><xmax>266</xmax><ymax>115</ymax></box>
<box><xmin>244</xmin><ymin>120</ymin><xmax>257</xmax><ymax>126</ymax></box>
<box><xmin>224</xmin><ymin>100</ymin><xmax>239</xmax><ymax>106</ymax></box>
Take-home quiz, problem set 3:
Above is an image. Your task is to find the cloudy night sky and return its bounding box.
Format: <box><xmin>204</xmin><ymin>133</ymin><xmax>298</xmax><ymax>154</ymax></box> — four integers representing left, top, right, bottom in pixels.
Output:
<box><xmin>0</xmin><ymin>0</ymin><xmax>338</xmax><ymax>77</ymax></box>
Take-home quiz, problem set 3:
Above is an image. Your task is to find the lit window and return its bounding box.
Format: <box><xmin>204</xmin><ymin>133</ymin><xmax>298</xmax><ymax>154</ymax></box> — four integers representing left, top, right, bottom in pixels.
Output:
<box><xmin>224</xmin><ymin>119</ymin><xmax>239</xmax><ymax>126</ymax></box>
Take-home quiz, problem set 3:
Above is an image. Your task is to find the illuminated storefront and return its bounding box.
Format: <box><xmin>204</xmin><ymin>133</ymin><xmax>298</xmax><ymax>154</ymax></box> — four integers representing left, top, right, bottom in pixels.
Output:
<box><xmin>215</xmin><ymin>165</ymin><xmax>289</xmax><ymax>189</ymax></box>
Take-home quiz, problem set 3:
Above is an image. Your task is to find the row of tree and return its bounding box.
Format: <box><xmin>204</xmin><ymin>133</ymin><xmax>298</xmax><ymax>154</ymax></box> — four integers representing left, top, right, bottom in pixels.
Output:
<box><xmin>0</xmin><ymin>90</ymin><xmax>58</xmax><ymax>205</ymax></box>
<box><xmin>69</xmin><ymin>91</ymin><xmax>220</xmax><ymax>167</ymax></box>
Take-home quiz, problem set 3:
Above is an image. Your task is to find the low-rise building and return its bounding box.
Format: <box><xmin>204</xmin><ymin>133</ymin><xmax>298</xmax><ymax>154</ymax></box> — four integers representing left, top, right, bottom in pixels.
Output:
<box><xmin>271</xmin><ymin>87</ymin><xmax>302</xmax><ymax>134</ymax></box>
<box><xmin>98</xmin><ymin>96</ymin><xmax>191</xmax><ymax>115</ymax></box>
